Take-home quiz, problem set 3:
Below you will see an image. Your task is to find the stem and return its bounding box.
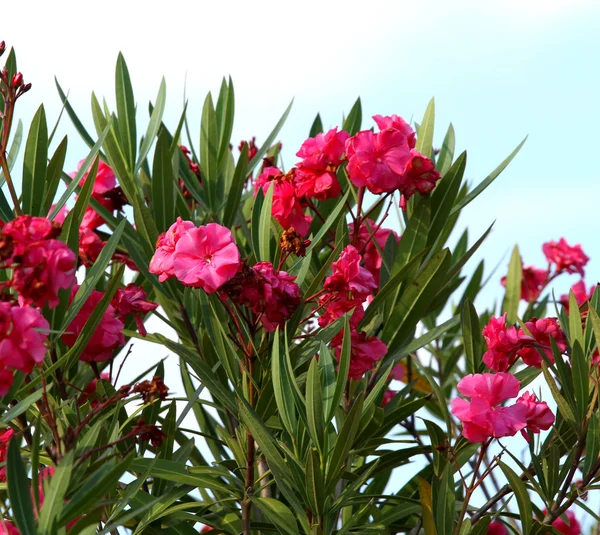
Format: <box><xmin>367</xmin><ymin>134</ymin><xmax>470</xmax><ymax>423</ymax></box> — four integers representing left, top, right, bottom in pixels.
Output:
<box><xmin>0</xmin><ymin>94</ymin><xmax>23</xmax><ymax>215</ymax></box>
<box><xmin>455</xmin><ymin>441</ymin><xmax>489</xmax><ymax>535</ymax></box>
<box><xmin>352</xmin><ymin>187</ymin><xmax>365</xmax><ymax>245</ymax></box>
<box><xmin>242</xmin><ymin>357</ymin><xmax>256</xmax><ymax>535</ymax></box>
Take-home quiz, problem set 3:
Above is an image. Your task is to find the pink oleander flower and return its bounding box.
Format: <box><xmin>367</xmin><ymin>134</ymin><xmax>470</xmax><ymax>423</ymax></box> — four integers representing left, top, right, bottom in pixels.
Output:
<box><xmin>332</xmin><ymin>330</ymin><xmax>388</xmax><ymax>379</ymax></box>
<box><xmin>0</xmin><ymin>428</ymin><xmax>14</xmax><ymax>482</ymax></box>
<box><xmin>11</xmin><ymin>240</ymin><xmax>76</xmax><ymax>309</ymax></box>
<box><xmin>487</xmin><ymin>521</ymin><xmax>508</xmax><ymax>535</ymax></box>
<box><xmin>254</xmin><ymin>167</ymin><xmax>311</xmax><ymax>236</ymax></box>
<box><xmin>501</xmin><ymin>265</ymin><xmax>549</xmax><ymax>302</ymax></box>
<box><xmin>149</xmin><ymin>218</ymin><xmax>195</xmax><ymax>282</ymax></box>
<box><xmin>516</xmin><ymin>392</ymin><xmax>554</xmax><ymax>439</ymax></box>
<box><xmin>401</xmin><ymin>150</ymin><xmax>441</xmax><ymax>201</ymax></box>
<box><xmin>238</xmin><ymin>138</ymin><xmax>258</xmax><ymax>161</ymax></box>
<box><xmin>0</xmin><ymin>303</ymin><xmax>49</xmax><ymax>375</ymax></box>
<box><xmin>112</xmin><ymin>284</ymin><xmax>158</xmax><ymax>337</ymax></box>
<box><xmin>200</xmin><ymin>526</ymin><xmax>214</xmax><ymax>533</ymax></box>
<box><xmin>517</xmin><ymin>317</ymin><xmax>567</xmax><ymax>368</ymax></box>
<box><xmin>390</xmin><ymin>362</ymin><xmax>406</xmax><ymax>381</ymax></box>
<box><xmin>238</xmin><ymin>262</ymin><xmax>301</xmax><ymax>332</ymax></box>
<box><xmin>482</xmin><ymin>314</ymin><xmax>521</xmax><ymax>372</ymax></box>
<box><xmin>543</xmin><ymin>238</ymin><xmax>589</xmax><ymax>276</ymax></box>
<box><xmin>451</xmin><ymin>372</ymin><xmax>527</xmax><ymax>442</ymax></box>
<box><xmin>2</xmin><ymin>216</ymin><xmax>61</xmax><ymax>247</ymax></box>
<box><xmin>0</xmin><ymin>521</ymin><xmax>19</xmax><ymax>535</ymax></box>
<box><xmin>62</xmin><ymin>286</ymin><xmax>125</xmax><ymax>363</ymax></box>
<box><xmin>294</xmin><ymin>127</ymin><xmax>349</xmax><ymax>200</ymax></box>
<box><xmin>73</xmin><ymin>158</ymin><xmax>116</xmax><ymax>195</ymax></box>
<box><xmin>80</xmin><ymin>196</ymin><xmax>114</xmax><ymax>231</ymax></box>
<box><xmin>49</xmin><ymin>205</ymin><xmax>69</xmax><ymax>225</ymax></box>
<box><xmin>373</xmin><ymin>114</ymin><xmax>416</xmax><ymax>148</ymax></box>
<box><xmin>173</xmin><ymin>223</ymin><xmax>240</xmax><ymax>293</ymax></box>
<box><xmin>324</xmin><ymin>245</ymin><xmax>377</xmax><ymax>299</ymax></box>
<box><xmin>79</xmin><ymin>228</ymin><xmax>105</xmax><ymax>267</ymax></box>
<box><xmin>560</xmin><ymin>280</ymin><xmax>595</xmax><ymax>311</ymax></box>
<box><xmin>317</xmin><ymin>293</ymin><xmax>365</xmax><ymax>329</ymax></box>
<box><xmin>80</xmin><ymin>372</ymin><xmax>111</xmax><ymax>406</ymax></box>
<box><xmin>545</xmin><ymin>510</ymin><xmax>581</xmax><ymax>535</ymax></box>
<box><xmin>381</xmin><ymin>390</ymin><xmax>396</xmax><ymax>407</ymax></box>
<box><xmin>0</xmin><ymin>368</ymin><xmax>13</xmax><ymax>397</ymax></box>
<box><xmin>350</xmin><ymin>219</ymin><xmax>401</xmax><ymax>285</ymax></box>
<box><xmin>345</xmin><ymin>129</ymin><xmax>412</xmax><ymax>194</ymax></box>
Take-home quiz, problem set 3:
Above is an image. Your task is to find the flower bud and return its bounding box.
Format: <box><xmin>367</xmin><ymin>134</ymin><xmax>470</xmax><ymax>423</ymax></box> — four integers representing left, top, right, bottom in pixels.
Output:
<box><xmin>0</xmin><ymin>41</ymin><xmax>5</xmax><ymax>57</ymax></box>
<box><xmin>11</xmin><ymin>72</ymin><xmax>22</xmax><ymax>88</ymax></box>
<box><xmin>21</xmin><ymin>82</ymin><xmax>32</xmax><ymax>94</ymax></box>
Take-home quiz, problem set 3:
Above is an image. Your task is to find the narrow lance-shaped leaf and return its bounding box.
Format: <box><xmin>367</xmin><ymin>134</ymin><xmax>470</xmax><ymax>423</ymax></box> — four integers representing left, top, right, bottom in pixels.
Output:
<box><xmin>22</xmin><ymin>104</ymin><xmax>48</xmax><ymax>215</ymax></box>
<box><xmin>501</xmin><ymin>245</ymin><xmax>522</xmax><ymax>324</ymax></box>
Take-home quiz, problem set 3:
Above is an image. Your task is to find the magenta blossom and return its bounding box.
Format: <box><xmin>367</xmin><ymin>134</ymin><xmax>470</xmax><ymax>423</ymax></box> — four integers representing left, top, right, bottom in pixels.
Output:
<box><xmin>346</xmin><ymin>129</ymin><xmax>412</xmax><ymax>194</ymax></box>
<box><xmin>487</xmin><ymin>522</ymin><xmax>508</xmax><ymax>535</ymax></box>
<box><xmin>401</xmin><ymin>150</ymin><xmax>441</xmax><ymax>201</ymax></box>
<box><xmin>373</xmin><ymin>114</ymin><xmax>416</xmax><ymax>148</ymax></box>
<box><xmin>149</xmin><ymin>218</ymin><xmax>195</xmax><ymax>282</ymax></box>
<box><xmin>254</xmin><ymin>167</ymin><xmax>312</xmax><ymax>236</ymax></box>
<box><xmin>560</xmin><ymin>280</ymin><xmax>595</xmax><ymax>311</ymax></box>
<box><xmin>173</xmin><ymin>223</ymin><xmax>240</xmax><ymax>293</ymax></box>
<box><xmin>543</xmin><ymin>238</ymin><xmax>589</xmax><ymax>276</ymax></box>
<box><xmin>332</xmin><ymin>330</ymin><xmax>388</xmax><ymax>380</ymax></box>
<box><xmin>294</xmin><ymin>127</ymin><xmax>349</xmax><ymax>200</ymax></box>
<box><xmin>73</xmin><ymin>158</ymin><xmax>117</xmax><ymax>195</ymax></box>
<box><xmin>62</xmin><ymin>287</ymin><xmax>125</xmax><ymax>363</ymax></box>
<box><xmin>324</xmin><ymin>245</ymin><xmax>377</xmax><ymax>299</ymax></box>
<box><xmin>0</xmin><ymin>303</ymin><xmax>49</xmax><ymax>376</ymax></box>
<box><xmin>517</xmin><ymin>317</ymin><xmax>567</xmax><ymax>368</ymax></box>
<box><xmin>238</xmin><ymin>262</ymin><xmax>301</xmax><ymax>332</ymax></box>
<box><xmin>516</xmin><ymin>392</ymin><xmax>554</xmax><ymax>439</ymax></box>
<box><xmin>501</xmin><ymin>265</ymin><xmax>549</xmax><ymax>303</ymax></box>
<box><xmin>112</xmin><ymin>284</ymin><xmax>158</xmax><ymax>336</ymax></box>
<box><xmin>451</xmin><ymin>372</ymin><xmax>527</xmax><ymax>442</ymax></box>
<box><xmin>482</xmin><ymin>314</ymin><xmax>521</xmax><ymax>372</ymax></box>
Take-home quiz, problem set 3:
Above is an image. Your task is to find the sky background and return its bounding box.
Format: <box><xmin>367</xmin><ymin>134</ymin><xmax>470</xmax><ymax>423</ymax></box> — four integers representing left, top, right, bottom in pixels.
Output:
<box><xmin>3</xmin><ymin>0</ymin><xmax>600</xmax><ymax>528</ymax></box>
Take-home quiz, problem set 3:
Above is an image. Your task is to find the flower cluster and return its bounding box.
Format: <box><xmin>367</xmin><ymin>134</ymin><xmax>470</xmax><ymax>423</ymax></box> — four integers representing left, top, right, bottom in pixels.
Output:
<box><xmin>0</xmin><ymin>216</ymin><xmax>75</xmax><ymax>308</ymax></box>
<box><xmin>501</xmin><ymin>238</ymin><xmax>591</xmax><ymax>303</ymax></box>
<box><xmin>451</xmin><ymin>372</ymin><xmax>554</xmax><ymax>442</ymax></box>
<box><xmin>482</xmin><ymin>314</ymin><xmax>567</xmax><ymax>371</ymax></box>
<box><xmin>317</xmin><ymin>245</ymin><xmax>387</xmax><ymax>379</ymax></box>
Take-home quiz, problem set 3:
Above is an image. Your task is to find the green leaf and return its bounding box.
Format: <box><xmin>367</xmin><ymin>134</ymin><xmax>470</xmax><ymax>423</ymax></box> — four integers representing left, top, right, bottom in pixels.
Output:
<box><xmin>258</xmin><ymin>182</ymin><xmax>274</xmax><ymax>262</ymax></box>
<box><xmin>42</xmin><ymin>136</ymin><xmax>68</xmax><ymax>215</ymax></box>
<box><xmin>461</xmin><ymin>299</ymin><xmax>481</xmax><ymax>375</ymax></box>
<box><xmin>541</xmin><ymin>362</ymin><xmax>577</xmax><ymax>430</ymax></box>
<box><xmin>584</xmin><ymin>411</ymin><xmax>599</xmax><ymax>477</ymax></box>
<box><xmin>7</xmin><ymin>438</ymin><xmax>37</xmax><ymax>535</ymax></box>
<box><xmin>136</xmin><ymin>77</ymin><xmax>166</xmax><ymax>172</ymax></box>
<box><xmin>325</xmin><ymin>394</ymin><xmax>364</xmax><ymax>494</ymax></box>
<box><xmin>568</xmin><ymin>291</ymin><xmax>584</xmax><ymax>347</ymax></box>
<box><xmin>309</xmin><ymin>114</ymin><xmax>324</xmax><ymax>137</ymax></box>
<box><xmin>436</xmin><ymin>123</ymin><xmax>455</xmax><ymax>175</ymax></box>
<box><xmin>216</xmin><ymin>77</ymin><xmax>235</xmax><ymax>166</ymax></box>
<box><xmin>22</xmin><ymin>104</ymin><xmax>48</xmax><ymax>215</ymax></box>
<box><xmin>48</xmin><ymin>118</ymin><xmax>112</xmax><ymax>219</ymax></box>
<box><xmin>115</xmin><ymin>52</ymin><xmax>137</xmax><ymax>170</ymax></box>
<box><xmin>416</xmin><ymin>98</ymin><xmax>435</xmax><ymax>158</ymax></box>
<box><xmin>1</xmin><ymin>389</ymin><xmax>43</xmax><ymax>423</ymax></box>
<box><xmin>247</xmin><ymin>100</ymin><xmax>293</xmax><ymax>176</ymax></box>
<box><xmin>318</xmin><ymin>342</ymin><xmax>336</xmax><ymax>424</ymax></box>
<box><xmin>55</xmin><ymin>77</ymin><xmax>97</xmax><ymax>148</ymax></box>
<box><xmin>200</xmin><ymin>92</ymin><xmax>219</xmax><ymax>209</ymax></box>
<box><xmin>0</xmin><ymin>119</ymin><xmax>23</xmax><ymax>186</ymax></box>
<box><xmin>271</xmin><ymin>330</ymin><xmax>298</xmax><ymax>436</ymax></box>
<box><xmin>383</xmin><ymin>249</ymin><xmax>451</xmax><ymax>351</ymax></box>
<box><xmin>306</xmin><ymin>358</ymin><xmax>325</xmax><ymax>452</ymax></box>
<box><xmin>222</xmin><ymin>144</ymin><xmax>249</xmax><ymax>228</ymax></box>
<box><xmin>571</xmin><ymin>341</ymin><xmax>589</xmax><ymax>426</ymax></box>
<box><xmin>60</xmin><ymin>156</ymin><xmax>99</xmax><ymax>255</ymax></box>
<box><xmin>329</xmin><ymin>317</ymin><xmax>351</xmax><ymax>422</ymax></box>
<box><xmin>342</xmin><ymin>97</ymin><xmax>362</xmax><ymax>136</ymax></box>
<box><xmin>433</xmin><ymin>464</ymin><xmax>455</xmax><ymax>535</ymax></box>
<box><xmin>305</xmin><ymin>448</ymin><xmax>324</xmax><ymax>517</ymax></box>
<box><xmin>451</xmin><ymin>136</ymin><xmax>527</xmax><ymax>216</ymax></box>
<box><xmin>501</xmin><ymin>246</ymin><xmax>522</xmax><ymax>324</ymax></box>
<box><xmin>428</xmin><ymin>151</ymin><xmax>466</xmax><ymax>246</ymax></box>
<box><xmin>499</xmin><ymin>461</ymin><xmax>532</xmax><ymax>535</ymax></box>
<box><xmin>39</xmin><ymin>452</ymin><xmax>74</xmax><ymax>532</ymax></box>
<box><xmin>152</xmin><ymin>130</ymin><xmax>176</xmax><ymax>232</ymax></box>
<box><xmin>253</xmin><ymin>498</ymin><xmax>298</xmax><ymax>535</ymax></box>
